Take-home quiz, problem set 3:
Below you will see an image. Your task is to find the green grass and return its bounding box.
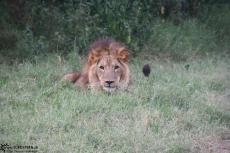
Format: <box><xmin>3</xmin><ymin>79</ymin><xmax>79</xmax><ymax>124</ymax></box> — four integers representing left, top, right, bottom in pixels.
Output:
<box><xmin>0</xmin><ymin>54</ymin><xmax>230</xmax><ymax>152</ymax></box>
<box><xmin>142</xmin><ymin>19</ymin><xmax>219</xmax><ymax>60</ymax></box>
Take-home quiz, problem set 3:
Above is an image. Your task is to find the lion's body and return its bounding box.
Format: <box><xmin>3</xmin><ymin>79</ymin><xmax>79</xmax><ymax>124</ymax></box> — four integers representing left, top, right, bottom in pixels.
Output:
<box><xmin>64</xmin><ymin>39</ymin><xmax>130</xmax><ymax>93</ymax></box>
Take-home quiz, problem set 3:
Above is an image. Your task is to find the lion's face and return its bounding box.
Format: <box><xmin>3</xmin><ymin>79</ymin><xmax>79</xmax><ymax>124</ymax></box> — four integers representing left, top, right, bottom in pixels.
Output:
<box><xmin>86</xmin><ymin>39</ymin><xmax>130</xmax><ymax>93</ymax></box>
<box><xmin>95</xmin><ymin>56</ymin><xmax>125</xmax><ymax>92</ymax></box>
<box><xmin>63</xmin><ymin>39</ymin><xmax>130</xmax><ymax>93</ymax></box>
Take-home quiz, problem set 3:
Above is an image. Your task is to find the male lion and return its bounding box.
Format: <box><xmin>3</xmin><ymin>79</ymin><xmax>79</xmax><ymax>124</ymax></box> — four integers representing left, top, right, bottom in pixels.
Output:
<box><xmin>63</xmin><ymin>39</ymin><xmax>130</xmax><ymax>93</ymax></box>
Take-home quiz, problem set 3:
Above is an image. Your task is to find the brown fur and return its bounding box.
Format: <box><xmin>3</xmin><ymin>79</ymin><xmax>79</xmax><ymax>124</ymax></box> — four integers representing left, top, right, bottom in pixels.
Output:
<box><xmin>63</xmin><ymin>39</ymin><xmax>130</xmax><ymax>93</ymax></box>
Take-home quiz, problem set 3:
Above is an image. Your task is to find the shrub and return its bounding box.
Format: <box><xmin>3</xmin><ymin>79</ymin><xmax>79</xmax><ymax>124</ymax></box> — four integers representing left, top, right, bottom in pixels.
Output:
<box><xmin>0</xmin><ymin>0</ymin><xmax>229</xmax><ymax>59</ymax></box>
<box><xmin>143</xmin><ymin>19</ymin><xmax>217</xmax><ymax>59</ymax></box>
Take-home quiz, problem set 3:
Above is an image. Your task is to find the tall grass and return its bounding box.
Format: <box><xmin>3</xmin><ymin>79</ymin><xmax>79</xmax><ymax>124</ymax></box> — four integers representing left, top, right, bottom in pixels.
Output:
<box><xmin>143</xmin><ymin>19</ymin><xmax>218</xmax><ymax>59</ymax></box>
<box><xmin>0</xmin><ymin>54</ymin><xmax>229</xmax><ymax>152</ymax></box>
<box><xmin>1</xmin><ymin>1</ymin><xmax>229</xmax><ymax>152</ymax></box>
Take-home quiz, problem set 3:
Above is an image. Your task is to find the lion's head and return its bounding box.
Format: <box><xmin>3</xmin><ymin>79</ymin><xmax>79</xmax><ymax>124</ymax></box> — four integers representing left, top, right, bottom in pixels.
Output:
<box><xmin>87</xmin><ymin>39</ymin><xmax>130</xmax><ymax>93</ymax></box>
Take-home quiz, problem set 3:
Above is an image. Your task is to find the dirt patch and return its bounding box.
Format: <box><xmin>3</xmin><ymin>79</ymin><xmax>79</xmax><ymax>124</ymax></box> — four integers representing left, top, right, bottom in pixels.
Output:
<box><xmin>192</xmin><ymin>133</ymin><xmax>230</xmax><ymax>153</ymax></box>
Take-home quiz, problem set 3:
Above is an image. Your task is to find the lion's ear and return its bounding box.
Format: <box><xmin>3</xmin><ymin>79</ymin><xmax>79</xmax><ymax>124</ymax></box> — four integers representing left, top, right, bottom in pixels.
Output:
<box><xmin>117</xmin><ymin>47</ymin><xmax>129</xmax><ymax>62</ymax></box>
<box><xmin>88</xmin><ymin>50</ymin><xmax>101</xmax><ymax>65</ymax></box>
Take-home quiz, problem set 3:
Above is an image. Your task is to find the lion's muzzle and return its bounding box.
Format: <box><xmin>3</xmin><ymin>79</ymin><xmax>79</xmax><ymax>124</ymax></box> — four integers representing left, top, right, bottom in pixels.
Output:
<box><xmin>103</xmin><ymin>80</ymin><xmax>117</xmax><ymax>92</ymax></box>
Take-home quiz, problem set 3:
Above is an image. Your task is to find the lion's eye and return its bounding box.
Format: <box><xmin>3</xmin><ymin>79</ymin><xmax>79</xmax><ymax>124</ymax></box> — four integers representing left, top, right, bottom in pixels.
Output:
<box><xmin>99</xmin><ymin>66</ymin><xmax>104</xmax><ymax>70</ymax></box>
<box><xmin>114</xmin><ymin>65</ymin><xmax>119</xmax><ymax>70</ymax></box>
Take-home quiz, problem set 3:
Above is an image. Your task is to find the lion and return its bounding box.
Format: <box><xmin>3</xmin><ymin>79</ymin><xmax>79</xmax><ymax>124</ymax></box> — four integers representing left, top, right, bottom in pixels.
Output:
<box><xmin>63</xmin><ymin>39</ymin><xmax>130</xmax><ymax>93</ymax></box>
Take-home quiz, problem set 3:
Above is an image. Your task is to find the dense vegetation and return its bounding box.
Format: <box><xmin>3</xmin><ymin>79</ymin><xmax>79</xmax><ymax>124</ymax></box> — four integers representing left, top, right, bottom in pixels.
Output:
<box><xmin>1</xmin><ymin>1</ymin><xmax>230</xmax><ymax>152</ymax></box>
<box><xmin>0</xmin><ymin>0</ymin><xmax>229</xmax><ymax>60</ymax></box>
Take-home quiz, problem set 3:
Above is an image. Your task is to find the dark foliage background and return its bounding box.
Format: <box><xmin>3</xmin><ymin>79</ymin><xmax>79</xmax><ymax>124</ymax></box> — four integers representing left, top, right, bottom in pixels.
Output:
<box><xmin>0</xmin><ymin>0</ymin><xmax>229</xmax><ymax>60</ymax></box>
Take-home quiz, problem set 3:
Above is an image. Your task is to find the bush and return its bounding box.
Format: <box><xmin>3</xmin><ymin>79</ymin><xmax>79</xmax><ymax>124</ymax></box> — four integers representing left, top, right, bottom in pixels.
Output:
<box><xmin>0</xmin><ymin>0</ymin><xmax>229</xmax><ymax>60</ymax></box>
<box><xmin>199</xmin><ymin>4</ymin><xmax>230</xmax><ymax>52</ymax></box>
<box><xmin>143</xmin><ymin>19</ymin><xmax>217</xmax><ymax>59</ymax></box>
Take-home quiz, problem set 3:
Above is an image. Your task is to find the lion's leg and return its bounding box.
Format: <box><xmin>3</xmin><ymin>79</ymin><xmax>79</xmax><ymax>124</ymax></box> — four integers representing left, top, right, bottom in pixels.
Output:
<box><xmin>63</xmin><ymin>72</ymin><xmax>89</xmax><ymax>89</ymax></box>
<box><xmin>74</xmin><ymin>73</ymin><xmax>89</xmax><ymax>89</ymax></box>
<box><xmin>63</xmin><ymin>72</ymin><xmax>81</xmax><ymax>83</ymax></box>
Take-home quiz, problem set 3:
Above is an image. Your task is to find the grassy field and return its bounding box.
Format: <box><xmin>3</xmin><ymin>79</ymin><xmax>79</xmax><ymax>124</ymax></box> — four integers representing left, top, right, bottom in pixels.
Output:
<box><xmin>0</xmin><ymin>53</ymin><xmax>230</xmax><ymax>152</ymax></box>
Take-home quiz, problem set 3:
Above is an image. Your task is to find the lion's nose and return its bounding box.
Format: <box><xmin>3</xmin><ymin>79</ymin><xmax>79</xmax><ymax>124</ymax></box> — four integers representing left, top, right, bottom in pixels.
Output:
<box><xmin>105</xmin><ymin>81</ymin><xmax>114</xmax><ymax>86</ymax></box>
